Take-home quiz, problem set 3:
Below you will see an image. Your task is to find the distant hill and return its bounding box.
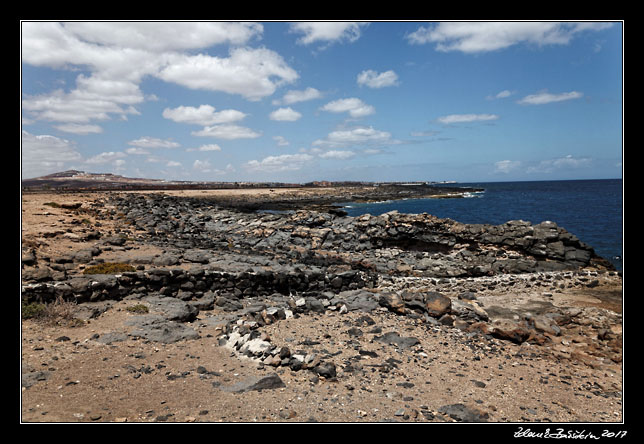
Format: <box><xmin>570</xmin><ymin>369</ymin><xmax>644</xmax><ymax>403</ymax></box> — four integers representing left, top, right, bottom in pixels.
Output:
<box><xmin>21</xmin><ymin>170</ymin><xmax>303</xmax><ymax>191</ymax></box>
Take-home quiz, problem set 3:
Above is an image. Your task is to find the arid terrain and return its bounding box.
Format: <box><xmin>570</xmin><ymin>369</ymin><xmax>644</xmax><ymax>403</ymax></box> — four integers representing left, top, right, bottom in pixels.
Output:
<box><xmin>21</xmin><ymin>189</ymin><xmax>623</xmax><ymax>424</ymax></box>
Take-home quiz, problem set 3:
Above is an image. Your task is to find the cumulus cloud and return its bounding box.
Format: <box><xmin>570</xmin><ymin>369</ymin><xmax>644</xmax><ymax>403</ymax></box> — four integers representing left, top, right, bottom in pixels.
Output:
<box><xmin>406</xmin><ymin>22</ymin><xmax>613</xmax><ymax>53</ymax></box>
<box><xmin>85</xmin><ymin>151</ymin><xmax>127</xmax><ymax>164</ymax></box>
<box><xmin>245</xmin><ymin>153</ymin><xmax>314</xmax><ymax>172</ymax></box>
<box><xmin>318</xmin><ymin>150</ymin><xmax>356</xmax><ymax>160</ymax></box>
<box><xmin>193</xmin><ymin>159</ymin><xmax>212</xmax><ymax>171</ymax></box>
<box><xmin>436</xmin><ymin>113</ymin><xmax>499</xmax><ymax>125</ymax></box>
<box><xmin>158</xmin><ymin>48</ymin><xmax>298</xmax><ymax>101</ymax></box>
<box><xmin>163</xmin><ymin>105</ymin><xmax>247</xmax><ymax>126</ymax></box>
<box><xmin>320</xmin><ymin>98</ymin><xmax>375</xmax><ymax>118</ymax></box>
<box><xmin>269</xmin><ymin>107</ymin><xmax>302</xmax><ymax>121</ymax></box>
<box><xmin>125</xmin><ymin>147</ymin><xmax>150</xmax><ymax>155</ymax></box>
<box><xmin>21</xmin><ymin>22</ymin><xmax>296</xmax><ymax>131</ymax></box>
<box><xmin>313</xmin><ymin>126</ymin><xmax>399</xmax><ymax>149</ymax></box>
<box><xmin>53</xmin><ymin>123</ymin><xmax>103</xmax><ymax>134</ymax></box>
<box><xmin>186</xmin><ymin>144</ymin><xmax>222</xmax><ymax>152</ymax></box>
<box><xmin>290</xmin><ymin>22</ymin><xmax>369</xmax><ymax>46</ymax></box>
<box><xmin>517</xmin><ymin>91</ymin><xmax>584</xmax><ymax>105</ymax></box>
<box><xmin>357</xmin><ymin>70</ymin><xmax>399</xmax><ymax>88</ymax></box>
<box><xmin>192</xmin><ymin>124</ymin><xmax>261</xmax><ymax>139</ymax></box>
<box><xmin>274</xmin><ymin>87</ymin><xmax>322</xmax><ymax>105</ymax></box>
<box><xmin>63</xmin><ymin>22</ymin><xmax>263</xmax><ymax>52</ymax></box>
<box><xmin>273</xmin><ymin>136</ymin><xmax>290</xmax><ymax>146</ymax></box>
<box><xmin>21</xmin><ymin>130</ymin><xmax>82</xmax><ymax>178</ymax></box>
<box><xmin>128</xmin><ymin>137</ymin><xmax>180</xmax><ymax>149</ymax></box>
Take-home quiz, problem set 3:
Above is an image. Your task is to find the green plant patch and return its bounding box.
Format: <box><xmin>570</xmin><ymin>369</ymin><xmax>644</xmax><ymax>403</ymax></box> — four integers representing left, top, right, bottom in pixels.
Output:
<box><xmin>22</xmin><ymin>302</ymin><xmax>46</xmax><ymax>319</ymax></box>
<box><xmin>126</xmin><ymin>304</ymin><xmax>149</xmax><ymax>314</ymax></box>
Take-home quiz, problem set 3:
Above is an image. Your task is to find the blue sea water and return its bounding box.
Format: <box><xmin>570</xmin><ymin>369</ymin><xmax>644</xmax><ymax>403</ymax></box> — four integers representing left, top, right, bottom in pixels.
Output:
<box><xmin>339</xmin><ymin>179</ymin><xmax>623</xmax><ymax>271</ymax></box>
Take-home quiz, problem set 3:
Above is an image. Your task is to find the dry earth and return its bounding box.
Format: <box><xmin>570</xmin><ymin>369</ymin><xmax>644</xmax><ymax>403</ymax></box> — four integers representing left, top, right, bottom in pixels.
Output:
<box><xmin>20</xmin><ymin>191</ymin><xmax>624</xmax><ymax>425</ymax></box>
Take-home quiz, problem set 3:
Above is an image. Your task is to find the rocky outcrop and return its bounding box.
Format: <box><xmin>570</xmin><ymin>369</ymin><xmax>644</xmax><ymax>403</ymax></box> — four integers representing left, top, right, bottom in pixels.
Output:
<box><xmin>107</xmin><ymin>193</ymin><xmax>611</xmax><ymax>276</ymax></box>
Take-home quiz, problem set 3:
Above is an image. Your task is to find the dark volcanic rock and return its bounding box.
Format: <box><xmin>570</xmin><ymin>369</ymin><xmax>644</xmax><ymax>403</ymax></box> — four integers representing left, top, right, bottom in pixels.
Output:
<box><xmin>125</xmin><ymin>315</ymin><xmax>200</xmax><ymax>343</ymax></box>
<box><xmin>438</xmin><ymin>403</ymin><xmax>489</xmax><ymax>422</ymax></box>
<box><xmin>375</xmin><ymin>331</ymin><xmax>420</xmax><ymax>349</ymax></box>
<box><xmin>220</xmin><ymin>373</ymin><xmax>286</xmax><ymax>393</ymax></box>
<box><xmin>143</xmin><ymin>295</ymin><xmax>199</xmax><ymax>322</ymax></box>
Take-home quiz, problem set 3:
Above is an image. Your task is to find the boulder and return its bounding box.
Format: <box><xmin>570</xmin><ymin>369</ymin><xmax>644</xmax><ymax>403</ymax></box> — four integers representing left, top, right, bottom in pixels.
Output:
<box><xmin>424</xmin><ymin>291</ymin><xmax>451</xmax><ymax>318</ymax></box>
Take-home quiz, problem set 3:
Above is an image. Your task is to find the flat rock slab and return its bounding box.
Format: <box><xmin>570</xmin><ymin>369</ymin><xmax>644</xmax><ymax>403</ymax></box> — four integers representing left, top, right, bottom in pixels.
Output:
<box><xmin>220</xmin><ymin>373</ymin><xmax>286</xmax><ymax>393</ymax></box>
<box><xmin>374</xmin><ymin>331</ymin><xmax>420</xmax><ymax>349</ymax></box>
<box><xmin>125</xmin><ymin>315</ymin><xmax>200</xmax><ymax>343</ymax></box>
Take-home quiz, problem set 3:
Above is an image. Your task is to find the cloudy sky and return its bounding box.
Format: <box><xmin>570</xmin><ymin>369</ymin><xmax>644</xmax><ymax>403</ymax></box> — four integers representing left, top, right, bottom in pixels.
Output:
<box><xmin>21</xmin><ymin>21</ymin><xmax>622</xmax><ymax>182</ymax></box>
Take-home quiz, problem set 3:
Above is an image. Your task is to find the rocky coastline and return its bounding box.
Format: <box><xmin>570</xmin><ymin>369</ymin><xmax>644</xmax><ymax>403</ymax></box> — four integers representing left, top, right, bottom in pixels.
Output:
<box><xmin>21</xmin><ymin>188</ymin><xmax>622</xmax><ymax>423</ymax></box>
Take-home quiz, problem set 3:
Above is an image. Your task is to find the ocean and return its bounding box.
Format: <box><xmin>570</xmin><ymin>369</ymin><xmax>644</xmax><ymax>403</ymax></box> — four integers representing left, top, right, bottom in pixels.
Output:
<box><xmin>339</xmin><ymin>179</ymin><xmax>623</xmax><ymax>271</ymax></box>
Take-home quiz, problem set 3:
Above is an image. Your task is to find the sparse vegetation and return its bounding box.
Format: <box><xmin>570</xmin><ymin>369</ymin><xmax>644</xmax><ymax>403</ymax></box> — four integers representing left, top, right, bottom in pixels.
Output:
<box><xmin>126</xmin><ymin>304</ymin><xmax>149</xmax><ymax>314</ymax></box>
<box><xmin>22</xmin><ymin>296</ymin><xmax>82</xmax><ymax>326</ymax></box>
<box><xmin>21</xmin><ymin>302</ymin><xmax>46</xmax><ymax>320</ymax></box>
<box><xmin>83</xmin><ymin>262</ymin><xmax>136</xmax><ymax>274</ymax></box>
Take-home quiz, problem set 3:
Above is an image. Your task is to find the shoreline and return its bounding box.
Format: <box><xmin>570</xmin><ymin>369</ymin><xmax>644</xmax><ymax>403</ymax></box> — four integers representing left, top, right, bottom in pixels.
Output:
<box><xmin>21</xmin><ymin>190</ymin><xmax>622</xmax><ymax>423</ymax></box>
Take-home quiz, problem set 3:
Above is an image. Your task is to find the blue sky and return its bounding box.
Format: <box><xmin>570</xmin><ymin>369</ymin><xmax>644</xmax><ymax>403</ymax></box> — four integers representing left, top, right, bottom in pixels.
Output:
<box><xmin>21</xmin><ymin>21</ymin><xmax>622</xmax><ymax>182</ymax></box>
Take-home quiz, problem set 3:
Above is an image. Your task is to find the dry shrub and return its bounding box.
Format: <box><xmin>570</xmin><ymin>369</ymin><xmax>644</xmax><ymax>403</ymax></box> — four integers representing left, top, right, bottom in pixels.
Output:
<box><xmin>22</xmin><ymin>296</ymin><xmax>82</xmax><ymax>327</ymax></box>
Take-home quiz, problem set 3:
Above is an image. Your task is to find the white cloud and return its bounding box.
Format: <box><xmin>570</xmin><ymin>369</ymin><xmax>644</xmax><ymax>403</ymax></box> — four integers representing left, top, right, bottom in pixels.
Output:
<box><xmin>273</xmin><ymin>136</ymin><xmax>290</xmax><ymax>146</ymax></box>
<box><xmin>21</xmin><ymin>22</ymin><xmax>292</xmax><ymax>129</ymax></box>
<box><xmin>126</xmin><ymin>147</ymin><xmax>150</xmax><ymax>155</ymax></box>
<box><xmin>163</xmin><ymin>105</ymin><xmax>246</xmax><ymax>126</ymax></box>
<box><xmin>186</xmin><ymin>144</ymin><xmax>222</xmax><ymax>152</ymax></box>
<box><xmin>437</xmin><ymin>113</ymin><xmax>499</xmax><ymax>125</ymax></box>
<box><xmin>53</xmin><ymin>123</ymin><xmax>103</xmax><ymax>134</ymax></box>
<box><xmin>22</xmin><ymin>82</ymin><xmax>143</xmax><ymax>124</ymax></box>
<box><xmin>494</xmin><ymin>160</ymin><xmax>522</xmax><ymax>173</ymax></box>
<box><xmin>487</xmin><ymin>90</ymin><xmax>514</xmax><ymax>100</ymax></box>
<box><xmin>85</xmin><ymin>151</ymin><xmax>127</xmax><ymax>164</ymax></box>
<box><xmin>517</xmin><ymin>91</ymin><xmax>583</xmax><ymax>105</ymax></box>
<box><xmin>128</xmin><ymin>136</ymin><xmax>180</xmax><ymax>149</ymax></box>
<box><xmin>245</xmin><ymin>153</ymin><xmax>314</xmax><ymax>172</ymax></box>
<box><xmin>320</xmin><ymin>98</ymin><xmax>375</xmax><ymax>118</ymax></box>
<box><xmin>192</xmin><ymin>124</ymin><xmax>262</xmax><ymax>139</ymax></box>
<box><xmin>406</xmin><ymin>22</ymin><xmax>613</xmax><ymax>53</ymax></box>
<box><xmin>21</xmin><ymin>130</ymin><xmax>82</xmax><ymax>178</ymax></box>
<box><xmin>319</xmin><ymin>150</ymin><xmax>355</xmax><ymax>160</ymax></box>
<box><xmin>357</xmin><ymin>70</ymin><xmax>399</xmax><ymax>88</ymax></box>
<box><xmin>193</xmin><ymin>159</ymin><xmax>212</xmax><ymax>171</ymax></box>
<box><xmin>63</xmin><ymin>22</ymin><xmax>263</xmax><ymax>52</ymax></box>
<box><xmin>527</xmin><ymin>155</ymin><xmax>592</xmax><ymax>173</ymax></box>
<box><xmin>274</xmin><ymin>87</ymin><xmax>322</xmax><ymax>105</ymax></box>
<box><xmin>166</xmin><ymin>161</ymin><xmax>182</xmax><ymax>167</ymax></box>
<box><xmin>290</xmin><ymin>22</ymin><xmax>369</xmax><ymax>46</ymax></box>
<box><xmin>192</xmin><ymin>159</ymin><xmax>234</xmax><ymax>175</ymax></box>
<box><xmin>313</xmin><ymin>126</ymin><xmax>398</xmax><ymax>148</ymax></box>
<box><xmin>158</xmin><ymin>48</ymin><xmax>298</xmax><ymax>101</ymax></box>
<box><xmin>269</xmin><ymin>107</ymin><xmax>302</xmax><ymax>121</ymax></box>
